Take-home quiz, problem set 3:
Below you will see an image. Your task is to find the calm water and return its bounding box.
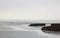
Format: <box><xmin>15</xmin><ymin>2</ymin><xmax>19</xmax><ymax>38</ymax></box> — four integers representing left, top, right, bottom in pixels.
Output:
<box><xmin>0</xmin><ymin>24</ymin><xmax>60</xmax><ymax>38</ymax></box>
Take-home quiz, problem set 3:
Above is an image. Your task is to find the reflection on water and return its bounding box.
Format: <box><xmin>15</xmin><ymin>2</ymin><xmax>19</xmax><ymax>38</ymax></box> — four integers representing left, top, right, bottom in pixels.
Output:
<box><xmin>0</xmin><ymin>23</ymin><xmax>60</xmax><ymax>38</ymax></box>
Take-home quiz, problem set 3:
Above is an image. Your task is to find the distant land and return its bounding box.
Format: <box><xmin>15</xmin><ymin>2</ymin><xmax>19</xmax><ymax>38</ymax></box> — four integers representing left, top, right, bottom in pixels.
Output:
<box><xmin>0</xmin><ymin>19</ymin><xmax>60</xmax><ymax>24</ymax></box>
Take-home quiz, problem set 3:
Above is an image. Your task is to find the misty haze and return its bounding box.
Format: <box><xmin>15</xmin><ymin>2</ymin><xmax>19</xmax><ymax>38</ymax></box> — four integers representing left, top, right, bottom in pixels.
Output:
<box><xmin>0</xmin><ymin>0</ymin><xmax>60</xmax><ymax>38</ymax></box>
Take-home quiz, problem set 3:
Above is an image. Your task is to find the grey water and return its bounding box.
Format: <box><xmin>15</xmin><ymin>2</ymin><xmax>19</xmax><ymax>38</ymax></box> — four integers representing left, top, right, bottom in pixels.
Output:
<box><xmin>0</xmin><ymin>22</ymin><xmax>60</xmax><ymax>38</ymax></box>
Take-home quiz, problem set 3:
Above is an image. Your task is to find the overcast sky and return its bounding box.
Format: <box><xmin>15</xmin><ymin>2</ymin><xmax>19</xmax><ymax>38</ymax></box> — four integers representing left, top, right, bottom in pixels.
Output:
<box><xmin>0</xmin><ymin>0</ymin><xmax>60</xmax><ymax>20</ymax></box>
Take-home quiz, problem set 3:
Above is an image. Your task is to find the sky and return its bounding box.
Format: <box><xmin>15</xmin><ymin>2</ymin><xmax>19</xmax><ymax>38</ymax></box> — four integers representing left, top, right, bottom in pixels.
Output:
<box><xmin>0</xmin><ymin>0</ymin><xmax>60</xmax><ymax>20</ymax></box>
